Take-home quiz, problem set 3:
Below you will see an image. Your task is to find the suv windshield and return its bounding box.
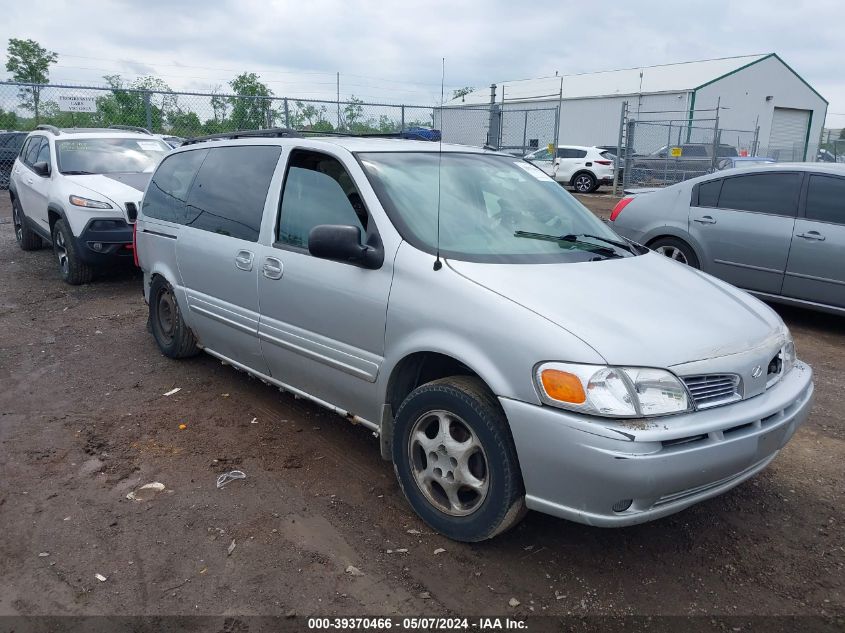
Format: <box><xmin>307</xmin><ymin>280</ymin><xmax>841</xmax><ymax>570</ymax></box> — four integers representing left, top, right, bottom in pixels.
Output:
<box><xmin>359</xmin><ymin>152</ymin><xmax>632</xmax><ymax>263</ymax></box>
<box><xmin>56</xmin><ymin>137</ymin><xmax>170</xmax><ymax>175</ymax></box>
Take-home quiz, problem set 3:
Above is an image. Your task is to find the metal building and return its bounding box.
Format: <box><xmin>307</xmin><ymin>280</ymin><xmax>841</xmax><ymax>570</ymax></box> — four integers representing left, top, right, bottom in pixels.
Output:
<box><xmin>446</xmin><ymin>54</ymin><xmax>827</xmax><ymax>161</ymax></box>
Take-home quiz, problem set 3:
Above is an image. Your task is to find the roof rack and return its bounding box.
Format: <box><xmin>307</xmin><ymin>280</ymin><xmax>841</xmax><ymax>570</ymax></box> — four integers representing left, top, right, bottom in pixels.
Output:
<box><xmin>35</xmin><ymin>124</ymin><xmax>61</xmax><ymax>135</ymax></box>
<box><xmin>108</xmin><ymin>124</ymin><xmax>153</xmax><ymax>135</ymax></box>
<box><xmin>182</xmin><ymin>128</ymin><xmax>303</xmax><ymax>146</ymax></box>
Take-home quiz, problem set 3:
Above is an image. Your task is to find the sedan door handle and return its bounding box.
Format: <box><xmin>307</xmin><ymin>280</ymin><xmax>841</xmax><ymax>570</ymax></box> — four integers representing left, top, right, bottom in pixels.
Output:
<box><xmin>25</xmin><ymin>177</ymin><xmax>34</xmax><ymax>185</ymax></box>
<box><xmin>262</xmin><ymin>257</ymin><xmax>284</xmax><ymax>280</ymax></box>
<box><xmin>234</xmin><ymin>250</ymin><xmax>254</xmax><ymax>271</ymax></box>
<box><xmin>796</xmin><ymin>231</ymin><xmax>825</xmax><ymax>241</ymax></box>
<box><xmin>694</xmin><ymin>216</ymin><xmax>717</xmax><ymax>224</ymax></box>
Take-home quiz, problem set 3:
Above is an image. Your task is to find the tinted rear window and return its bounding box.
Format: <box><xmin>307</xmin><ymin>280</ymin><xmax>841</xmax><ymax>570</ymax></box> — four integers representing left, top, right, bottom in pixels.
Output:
<box><xmin>683</xmin><ymin>145</ymin><xmax>707</xmax><ymax>157</ymax></box>
<box><xmin>805</xmin><ymin>175</ymin><xmax>845</xmax><ymax>224</ymax></box>
<box><xmin>143</xmin><ymin>149</ymin><xmax>208</xmax><ymax>223</ymax></box>
<box><xmin>717</xmin><ymin>173</ymin><xmax>801</xmax><ymax>216</ymax></box>
<box><xmin>696</xmin><ymin>179</ymin><xmax>722</xmax><ymax>207</ymax></box>
<box><xmin>184</xmin><ymin>145</ymin><xmax>281</xmax><ymax>242</ymax></box>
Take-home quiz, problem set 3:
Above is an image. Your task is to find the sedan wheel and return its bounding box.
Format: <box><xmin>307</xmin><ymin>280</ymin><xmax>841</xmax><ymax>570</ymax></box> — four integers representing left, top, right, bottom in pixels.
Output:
<box><xmin>655</xmin><ymin>244</ymin><xmax>689</xmax><ymax>264</ymax></box>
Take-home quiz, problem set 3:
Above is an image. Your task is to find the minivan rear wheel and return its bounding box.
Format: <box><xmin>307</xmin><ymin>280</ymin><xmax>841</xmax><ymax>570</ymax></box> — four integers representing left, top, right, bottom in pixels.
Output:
<box><xmin>649</xmin><ymin>237</ymin><xmax>700</xmax><ymax>268</ymax></box>
<box><xmin>149</xmin><ymin>276</ymin><xmax>199</xmax><ymax>358</ymax></box>
<box><xmin>392</xmin><ymin>376</ymin><xmax>526</xmax><ymax>542</ymax></box>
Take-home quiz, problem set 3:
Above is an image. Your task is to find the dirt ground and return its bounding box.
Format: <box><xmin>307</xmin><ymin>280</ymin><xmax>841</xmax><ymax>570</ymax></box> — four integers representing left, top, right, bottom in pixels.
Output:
<box><xmin>0</xmin><ymin>192</ymin><xmax>843</xmax><ymax>621</ymax></box>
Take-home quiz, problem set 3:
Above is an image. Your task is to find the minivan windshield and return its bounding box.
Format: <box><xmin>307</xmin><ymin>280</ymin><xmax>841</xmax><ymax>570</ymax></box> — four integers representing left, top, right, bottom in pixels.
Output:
<box><xmin>56</xmin><ymin>138</ymin><xmax>170</xmax><ymax>175</ymax></box>
<box><xmin>358</xmin><ymin>152</ymin><xmax>633</xmax><ymax>263</ymax></box>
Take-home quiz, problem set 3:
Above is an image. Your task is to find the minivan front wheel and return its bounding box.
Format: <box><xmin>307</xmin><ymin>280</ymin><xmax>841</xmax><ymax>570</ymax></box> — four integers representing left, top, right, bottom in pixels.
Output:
<box><xmin>149</xmin><ymin>276</ymin><xmax>199</xmax><ymax>358</ymax></box>
<box><xmin>392</xmin><ymin>376</ymin><xmax>526</xmax><ymax>542</ymax></box>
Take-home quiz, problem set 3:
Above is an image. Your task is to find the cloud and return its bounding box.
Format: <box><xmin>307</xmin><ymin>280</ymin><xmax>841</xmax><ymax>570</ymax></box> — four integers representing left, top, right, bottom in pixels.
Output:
<box><xmin>0</xmin><ymin>0</ymin><xmax>842</xmax><ymax>123</ymax></box>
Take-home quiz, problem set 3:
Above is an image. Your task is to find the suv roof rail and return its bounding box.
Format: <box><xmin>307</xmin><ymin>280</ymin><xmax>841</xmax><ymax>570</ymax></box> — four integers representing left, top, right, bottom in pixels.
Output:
<box><xmin>35</xmin><ymin>124</ymin><xmax>62</xmax><ymax>135</ymax></box>
<box><xmin>182</xmin><ymin>128</ymin><xmax>303</xmax><ymax>145</ymax></box>
<box><xmin>108</xmin><ymin>124</ymin><xmax>153</xmax><ymax>135</ymax></box>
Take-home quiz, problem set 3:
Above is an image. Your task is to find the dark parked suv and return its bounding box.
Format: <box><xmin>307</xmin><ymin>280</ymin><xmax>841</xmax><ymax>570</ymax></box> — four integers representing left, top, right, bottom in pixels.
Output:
<box><xmin>631</xmin><ymin>143</ymin><xmax>738</xmax><ymax>185</ymax></box>
<box><xmin>0</xmin><ymin>132</ymin><xmax>27</xmax><ymax>189</ymax></box>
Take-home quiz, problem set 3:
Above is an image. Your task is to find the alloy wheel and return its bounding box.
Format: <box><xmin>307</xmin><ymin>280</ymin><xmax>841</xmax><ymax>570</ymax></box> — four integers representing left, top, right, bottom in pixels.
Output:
<box><xmin>574</xmin><ymin>174</ymin><xmax>594</xmax><ymax>193</ymax></box>
<box><xmin>12</xmin><ymin>204</ymin><xmax>22</xmax><ymax>243</ymax></box>
<box><xmin>408</xmin><ymin>409</ymin><xmax>490</xmax><ymax>517</ymax></box>
<box><xmin>655</xmin><ymin>245</ymin><xmax>689</xmax><ymax>264</ymax></box>
<box><xmin>54</xmin><ymin>229</ymin><xmax>69</xmax><ymax>275</ymax></box>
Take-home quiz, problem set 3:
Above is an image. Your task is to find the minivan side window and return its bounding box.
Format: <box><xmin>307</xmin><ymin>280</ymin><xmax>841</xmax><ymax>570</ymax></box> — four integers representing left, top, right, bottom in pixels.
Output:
<box><xmin>717</xmin><ymin>173</ymin><xmax>802</xmax><ymax>216</ymax></box>
<box><xmin>143</xmin><ymin>149</ymin><xmax>208</xmax><ymax>224</ymax></box>
<box><xmin>277</xmin><ymin>150</ymin><xmax>367</xmax><ymax>250</ymax></box>
<box><xmin>805</xmin><ymin>175</ymin><xmax>845</xmax><ymax>225</ymax></box>
<box><xmin>184</xmin><ymin>145</ymin><xmax>282</xmax><ymax>242</ymax></box>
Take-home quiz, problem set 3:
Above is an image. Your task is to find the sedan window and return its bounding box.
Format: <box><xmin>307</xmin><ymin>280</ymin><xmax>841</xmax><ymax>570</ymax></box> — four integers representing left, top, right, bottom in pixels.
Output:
<box><xmin>717</xmin><ymin>173</ymin><xmax>801</xmax><ymax>217</ymax></box>
<box><xmin>805</xmin><ymin>175</ymin><xmax>845</xmax><ymax>225</ymax></box>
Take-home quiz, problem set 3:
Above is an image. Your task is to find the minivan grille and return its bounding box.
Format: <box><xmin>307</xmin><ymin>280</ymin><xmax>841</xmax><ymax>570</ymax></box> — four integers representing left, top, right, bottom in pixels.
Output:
<box><xmin>682</xmin><ymin>374</ymin><xmax>741</xmax><ymax>409</ymax></box>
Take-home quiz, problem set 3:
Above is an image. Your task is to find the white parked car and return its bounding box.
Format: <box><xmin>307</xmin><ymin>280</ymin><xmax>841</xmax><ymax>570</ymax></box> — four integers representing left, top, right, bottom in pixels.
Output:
<box><xmin>9</xmin><ymin>125</ymin><xmax>171</xmax><ymax>284</ymax></box>
<box><xmin>524</xmin><ymin>145</ymin><xmax>615</xmax><ymax>193</ymax></box>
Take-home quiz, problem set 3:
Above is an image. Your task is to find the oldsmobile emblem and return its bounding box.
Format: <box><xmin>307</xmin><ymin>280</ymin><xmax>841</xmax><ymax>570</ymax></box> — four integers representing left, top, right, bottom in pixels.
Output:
<box><xmin>751</xmin><ymin>365</ymin><xmax>763</xmax><ymax>379</ymax></box>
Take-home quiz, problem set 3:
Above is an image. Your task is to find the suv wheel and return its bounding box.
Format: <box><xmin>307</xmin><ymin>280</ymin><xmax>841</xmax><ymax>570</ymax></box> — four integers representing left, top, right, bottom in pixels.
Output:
<box><xmin>12</xmin><ymin>198</ymin><xmax>42</xmax><ymax>251</ymax></box>
<box><xmin>52</xmin><ymin>218</ymin><xmax>94</xmax><ymax>284</ymax></box>
<box><xmin>572</xmin><ymin>172</ymin><xmax>597</xmax><ymax>193</ymax></box>
<box><xmin>392</xmin><ymin>376</ymin><xmax>526</xmax><ymax>542</ymax></box>
<box><xmin>149</xmin><ymin>276</ymin><xmax>199</xmax><ymax>358</ymax></box>
<box><xmin>650</xmin><ymin>237</ymin><xmax>700</xmax><ymax>268</ymax></box>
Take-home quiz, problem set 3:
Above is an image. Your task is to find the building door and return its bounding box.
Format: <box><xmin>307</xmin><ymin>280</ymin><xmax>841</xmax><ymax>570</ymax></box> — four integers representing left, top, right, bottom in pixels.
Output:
<box><xmin>768</xmin><ymin>107</ymin><xmax>811</xmax><ymax>161</ymax></box>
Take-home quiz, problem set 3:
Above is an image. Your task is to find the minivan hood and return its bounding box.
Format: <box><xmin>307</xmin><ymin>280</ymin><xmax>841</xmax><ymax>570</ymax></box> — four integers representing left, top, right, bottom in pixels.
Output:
<box><xmin>65</xmin><ymin>173</ymin><xmax>150</xmax><ymax>208</ymax></box>
<box><xmin>448</xmin><ymin>252</ymin><xmax>784</xmax><ymax>368</ymax></box>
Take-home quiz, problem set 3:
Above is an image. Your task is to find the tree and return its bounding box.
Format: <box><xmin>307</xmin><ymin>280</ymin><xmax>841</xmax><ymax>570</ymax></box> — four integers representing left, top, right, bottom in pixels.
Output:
<box><xmin>452</xmin><ymin>86</ymin><xmax>474</xmax><ymax>102</ymax></box>
<box><xmin>209</xmin><ymin>84</ymin><xmax>228</xmax><ymax>125</ymax></box>
<box><xmin>5</xmin><ymin>38</ymin><xmax>58</xmax><ymax>123</ymax></box>
<box><xmin>229</xmin><ymin>73</ymin><xmax>274</xmax><ymax>130</ymax></box>
<box><xmin>95</xmin><ymin>75</ymin><xmax>175</xmax><ymax>131</ymax></box>
<box><xmin>343</xmin><ymin>96</ymin><xmax>364</xmax><ymax>130</ymax></box>
<box><xmin>168</xmin><ymin>110</ymin><xmax>202</xmax><ymax>137</ymax></box>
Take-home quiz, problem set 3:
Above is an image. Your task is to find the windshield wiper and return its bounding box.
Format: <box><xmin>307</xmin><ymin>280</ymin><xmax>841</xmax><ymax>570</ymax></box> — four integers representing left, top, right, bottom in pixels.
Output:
<box><xmin>514</xmin><ymin>230</ymin><xmax>622</xmax><ymax>258</ymax></box>
<box><xmin>562</xmin><ymin>233</ymin><xmax>638</xmax><ymax>254</ymax></box>
<box><xmin>61</xmin><ymin>170</ymin><xmax>95</xmax><ymax>175</ymax></box>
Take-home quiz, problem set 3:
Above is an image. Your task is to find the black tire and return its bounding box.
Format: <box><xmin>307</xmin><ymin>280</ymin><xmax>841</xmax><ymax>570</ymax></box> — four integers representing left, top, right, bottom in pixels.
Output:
<box><xmin>649</xmin><ymin>236</ymin><xmax>700</xmax><ymax>268</ymax></box>
<box><xmin>12</xmin><ymin>197</ymin><xmax>42</xmax><ymax>251</ymax></box>
<box><xmin>52</xmin><ymin>218</ymin><xmax>94</xmax><ymax>285</ymax></box>
<box><xmin>149</xmin><ymin>276</ymin><xmax>200</xmax><ymax>359</ymax></box>
<box><xmin>571</xmin><ymin>171</ymin><xmax>597</xmax><ymax>193</ymax></box>
<box><xmin>392</xmin><ymin>376</ymin><xmax>526</xmax><ymax>542</ymax></box>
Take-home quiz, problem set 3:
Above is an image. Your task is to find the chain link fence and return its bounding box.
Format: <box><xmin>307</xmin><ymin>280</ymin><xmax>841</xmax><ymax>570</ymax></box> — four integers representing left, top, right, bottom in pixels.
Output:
<box><xmin>0</xmin><ymin>80</ymin><xmax>557</xmax><ymax>148</ymax></box>
<box><xmin>615</xmin><ymin>101</ymin><xmax>764</xmax><ymax>191</ymax></box>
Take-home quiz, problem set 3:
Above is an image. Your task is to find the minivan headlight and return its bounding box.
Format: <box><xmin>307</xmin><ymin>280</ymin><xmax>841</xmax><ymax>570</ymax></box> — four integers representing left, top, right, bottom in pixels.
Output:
<box><xmin>535</xmin><ymin>362</ymin><xmax>692</xmax><ymax>418</ymax></box>
<box><xmin>69</xmin><ymin>195</ymin><xmax>112</xmax><ymax>209</ymax></box>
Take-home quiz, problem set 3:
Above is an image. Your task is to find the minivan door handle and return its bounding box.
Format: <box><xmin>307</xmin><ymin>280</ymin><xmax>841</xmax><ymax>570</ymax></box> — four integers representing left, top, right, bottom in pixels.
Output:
<box><xmin>796</xmin><ymin>231</ymin><xmax>825</xmax><ymax>241</ymax></box>
<box><xmin>234</xmin><ymin>250</ymin><xmax>254</xmax><ymax>271</ymax></box>
<box><xmin>694</xmin><ymin>215</ymin><xmax>717</xmax><ymax>224</ymax></box>
<box><xmin>262</xmin><ymin>257</ymin><xmax>284</xmax><ymax>280</ymax></box>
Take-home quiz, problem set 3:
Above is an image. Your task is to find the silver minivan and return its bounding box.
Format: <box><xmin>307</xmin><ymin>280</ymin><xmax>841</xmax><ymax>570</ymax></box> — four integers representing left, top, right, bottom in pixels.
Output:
<box><xmin>135</xmin><ymin>133</ymin><xmax>814</xmax><ymax>542</ymax></box>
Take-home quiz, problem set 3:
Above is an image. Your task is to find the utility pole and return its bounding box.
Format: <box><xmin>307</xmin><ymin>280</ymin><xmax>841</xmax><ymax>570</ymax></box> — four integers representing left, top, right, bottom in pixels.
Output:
<box><xmin>337</xmin><ymin>72</ymin><xmax>341</xmax><ymax>130</ymax></box>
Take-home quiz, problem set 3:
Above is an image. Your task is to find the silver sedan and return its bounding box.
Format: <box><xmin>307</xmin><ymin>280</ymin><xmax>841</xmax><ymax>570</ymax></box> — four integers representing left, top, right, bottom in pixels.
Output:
<box><xmin>610</xmin><ymin>163</ymin><xmax>845</xmax><ymax>316</ymax></box>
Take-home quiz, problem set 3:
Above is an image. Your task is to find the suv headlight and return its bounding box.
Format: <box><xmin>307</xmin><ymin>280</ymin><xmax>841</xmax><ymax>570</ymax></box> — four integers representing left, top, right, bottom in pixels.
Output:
<box><xmin>69</xmin><ymin>195</ymin><xmax>112</xmax><ymax>209</ymax></box>
<box><xmin>535</xmin><ymin>362</ymin><xmax>692</xmax><ymax>418</ymax></box>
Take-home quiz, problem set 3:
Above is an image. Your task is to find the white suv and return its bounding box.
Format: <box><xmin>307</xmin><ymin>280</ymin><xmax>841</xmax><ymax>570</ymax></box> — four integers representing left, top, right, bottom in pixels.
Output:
<box><xmin>10</xmin><ymin>126</ymin><xmax>170</xmax><ymax>284</ymax></box>
<box><xmin>524</xmin><ymin>145</ymin><xmax>615</xmax><ymax>193</ymax></box>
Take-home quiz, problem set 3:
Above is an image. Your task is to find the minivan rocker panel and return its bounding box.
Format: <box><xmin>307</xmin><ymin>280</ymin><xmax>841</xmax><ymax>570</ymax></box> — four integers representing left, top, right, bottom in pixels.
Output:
<box><xmin>136</xmin><ymin>137</ymin><xmax>814</xmax><ymax>541</ymax></box>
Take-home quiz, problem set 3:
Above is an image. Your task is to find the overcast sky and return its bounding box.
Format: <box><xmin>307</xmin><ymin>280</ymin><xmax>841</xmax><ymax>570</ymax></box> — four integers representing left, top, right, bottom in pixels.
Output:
<box><xmin>2</xmin><ymin>0</ymin><xmax>844</xmax><ymax>127</ymax></box>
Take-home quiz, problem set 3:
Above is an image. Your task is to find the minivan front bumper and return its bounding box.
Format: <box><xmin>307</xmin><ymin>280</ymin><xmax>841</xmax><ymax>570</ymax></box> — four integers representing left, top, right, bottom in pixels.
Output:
<box><xmin>501</xmin><ymin>360</ymin><xmax>813</xmax><ymax>527</ymax></box>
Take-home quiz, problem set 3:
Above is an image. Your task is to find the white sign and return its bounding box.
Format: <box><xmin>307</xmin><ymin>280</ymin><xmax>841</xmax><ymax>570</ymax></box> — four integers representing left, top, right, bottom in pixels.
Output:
<box><xmin>58</xmin><ymin>95</ymin><xmax>97</xmax><ymax>113</ymax></box>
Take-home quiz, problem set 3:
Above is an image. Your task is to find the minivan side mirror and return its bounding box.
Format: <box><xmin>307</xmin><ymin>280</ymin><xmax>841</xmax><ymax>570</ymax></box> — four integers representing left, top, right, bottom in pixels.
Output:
<box><xmin>32</xmin><ymin>161</ymin><xmax>50</xmax><ymax>177</ymax></box>
<box><xmin>308</xmin><ymin>224</ymin><xmax>382</xmax><ymax>269</ymax></box>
